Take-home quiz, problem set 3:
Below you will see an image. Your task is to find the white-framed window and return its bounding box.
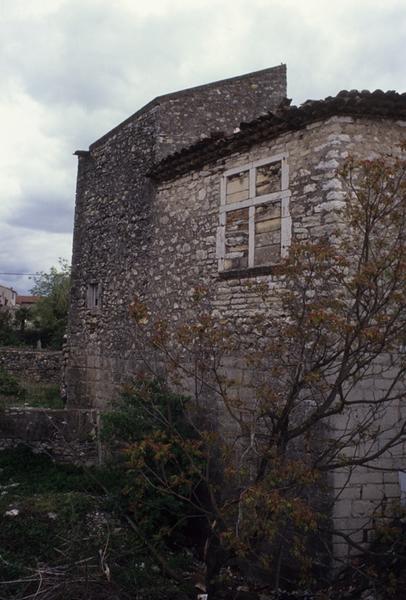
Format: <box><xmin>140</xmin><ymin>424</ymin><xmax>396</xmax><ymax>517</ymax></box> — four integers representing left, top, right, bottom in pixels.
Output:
<box><xmin>216</xmin><ymin>153</ymin><xmax>291</xmax><ymax>273</ymax></box>
<box><xmin>87</xmin><ymin>282</ymin><xmax>101</xmax><ymax>310</ymax></box>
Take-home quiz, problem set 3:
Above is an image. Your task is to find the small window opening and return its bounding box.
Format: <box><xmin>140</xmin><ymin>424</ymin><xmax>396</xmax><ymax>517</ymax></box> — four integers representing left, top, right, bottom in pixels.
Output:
<box><xmin>87</xmin><ymin>283</ymin><xmax>101</xmax><ymax>310</ymax></box>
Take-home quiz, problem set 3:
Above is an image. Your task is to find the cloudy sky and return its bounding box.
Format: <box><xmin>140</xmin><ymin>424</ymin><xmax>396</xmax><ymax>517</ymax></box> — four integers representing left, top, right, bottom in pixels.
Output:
<box><xmin>1</xmin><ymin>0</ymin><xmax>405</xmax><ymax>293</ymax></box>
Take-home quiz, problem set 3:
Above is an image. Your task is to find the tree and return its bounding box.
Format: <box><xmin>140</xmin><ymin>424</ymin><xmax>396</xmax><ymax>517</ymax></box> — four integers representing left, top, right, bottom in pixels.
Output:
<box><xmin>30</xmin><ymin>259</ymin><xmax>71</xmax><ymax>349</ymax></box>
<box><xmin>14</xmin><ymin>306</ymin><xmax>31</xmax><ymax>335</ymax></box>
<box><xmin>0</xmin><ymin>308</ymin><xmax>19</xmax><ymax>346</ymax></box>
<box><xmin>109</xmin><ymin>151</ymin><xmax>406</xmax><ymax>595</ymax></box>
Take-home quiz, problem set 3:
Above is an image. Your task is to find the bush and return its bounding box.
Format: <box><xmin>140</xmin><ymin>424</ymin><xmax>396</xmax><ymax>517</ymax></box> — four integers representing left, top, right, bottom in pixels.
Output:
<box><xmin>102</xmin><ymin>378</ymin><xmax>206</xmax><ymax>549</ymax></box>
<box><xmin>0</xmin><ymin>445</ymin><xmax>195</xmax><ymax>600</ymax></box>
<box><xmin>0</xmin><ymin>368</ymin><xmax>25</xmax><ymax>402</ymax></box>
<box><xmin>22</xmin><ymin>383</ymin><xmax>63</xmax><ymax>408</ymax></box>
<box><xmin>0</xmin><ymin>310</ymin><xmax>19</xmax><ymax>346</ymax></box>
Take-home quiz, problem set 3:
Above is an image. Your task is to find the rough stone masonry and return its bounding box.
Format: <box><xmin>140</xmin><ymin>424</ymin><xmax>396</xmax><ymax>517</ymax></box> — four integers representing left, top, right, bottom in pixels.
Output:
<box><xmin>67</xmin><ymin>64</ymin><xmax>287</xmax><ymax>408</ymax></box>
<box><xmin>66</xmin><ymin>64</ymin><xmax>406</xmax><ymax>562</ymax></box>
<box><xmin>0</xmin><ymin>348</ymin><xmax>62</xmax><ymax>384</ymax></box>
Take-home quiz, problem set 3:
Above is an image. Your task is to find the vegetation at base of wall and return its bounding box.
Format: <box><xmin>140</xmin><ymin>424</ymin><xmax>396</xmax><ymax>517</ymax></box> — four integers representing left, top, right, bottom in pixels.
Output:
<box><xmin>102</xmin><ymin>378</ymin><xmax>207</xmax><ymax>551</ymax></box>
<box><xmin>334</xmin><ymin>507</ymin><xmax>406</xmax><ymax>599</ymax></box>
<box><xmin>0</xmin><ymin>441</ymin><xmax>404</xmax><ymax>598</ymax></box>
<box><xmin>0</xmin><ymin>368</ymin><xmax>26</xmax><ymax>404</ymax></box>
<box><xmin>0</xmin><ymin>445</ymin><xmax>195</xmax><ymax>600</ymax></box>
<box><xmin>103</xmin><ymin>378</ymin><xmax>327</xmax><ymax>596</ymax></box>
<box><xmin>104</xmin><ymin>378</ymin><xmax>406</xmax><ymax>599</ymax></box>
<box><xmin>19</xmin><ymin>382</ymin><xmax>63</xmax><ymax>408</ymax></box>
<box><xmin>121</xmin><ymin>152</ymin><xmax>406</xmax><ymax>596</ymax></box>
<box><xmin>0</xmin><ymin>310</ymin><xmax>20</xmax><ymax>346</ymax></box>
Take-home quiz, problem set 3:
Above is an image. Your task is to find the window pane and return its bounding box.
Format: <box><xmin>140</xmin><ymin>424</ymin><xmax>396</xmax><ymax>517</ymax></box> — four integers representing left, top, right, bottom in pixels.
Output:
<box><xmin>224</xmin><ymin>207</ymin><xmax>249</xmax><ymax>270</ymax></box>
<box><xmin>254</xmin><ymin>202</ymin><xmax>281</xmax><ymax>265</ymax></box>
<box><xmin>226</xmin><ymin>171</ymin><xmax>249</xmax><ymax>204</ymax></box>
<box><xmin>255</xmin><ymin>161</ymin><xmax>281</xmax><ymax>196</ymax></box>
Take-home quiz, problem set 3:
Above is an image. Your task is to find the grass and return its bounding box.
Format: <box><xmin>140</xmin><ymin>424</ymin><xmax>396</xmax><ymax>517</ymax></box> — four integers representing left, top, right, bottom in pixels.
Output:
<box><xmin>0</xmin><ymin>382</ymin><xmax>63</xmax><ymax>409</ymax></box>
<box><xmin>20</xmin><ymin>382</ymin><xmax>63</xmax><ymax>408</ymax></box>
<box><xmin>0</xmin><ymin>446</ymin><xmax>194</xmax><ymax>600</ymax></box>
<box><xmin>0</xmin><ymin>447</ymin><xmax>99</xmax><ymax>564</ymax></box>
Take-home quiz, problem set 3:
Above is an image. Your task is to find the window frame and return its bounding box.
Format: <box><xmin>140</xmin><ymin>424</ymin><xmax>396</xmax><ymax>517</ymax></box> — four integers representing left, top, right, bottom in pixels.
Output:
<box><xmin>86</xmin><ymin>282</ymin><xmax>102</xmax><ymax>310</ymax></box>
<box><xmin>217</xmin><ymin>153</ymin><xmax>291</xmax><ymax>273</ymax></box>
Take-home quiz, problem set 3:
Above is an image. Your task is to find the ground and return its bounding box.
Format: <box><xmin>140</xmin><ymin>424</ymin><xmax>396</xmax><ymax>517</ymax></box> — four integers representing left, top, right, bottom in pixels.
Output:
<box><xmin>0</xmin><ymin>448</ymin><xmax>404</xmax><ymax>600</ymax></box>
<box><xmin>0</xmin><ymin>446</ymin><xmax>193</xmax><ymax>600</ymax></box>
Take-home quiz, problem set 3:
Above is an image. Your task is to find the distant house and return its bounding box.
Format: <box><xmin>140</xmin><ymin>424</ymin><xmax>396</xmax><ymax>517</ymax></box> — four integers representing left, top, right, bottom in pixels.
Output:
<box><xmin>0</xmin><ymin>284</ymin><xmax>16</xmax><ymax>308</ymax></box>
<box><xmin>15</xmin><ymin>295</ymin><xmax>41</xmax><ymax>309</ymax></box>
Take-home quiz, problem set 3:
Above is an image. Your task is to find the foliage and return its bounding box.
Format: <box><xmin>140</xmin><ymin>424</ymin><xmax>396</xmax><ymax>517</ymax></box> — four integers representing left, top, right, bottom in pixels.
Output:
<box><xmin>0</xmin><ymin>368</ymin><xmax>25</xmax><ymax>403</ymax></box>
<box><xmin>0</xmin><ymin>446</ymin><xmax>194</xmax><ymax>600</ymax></box>
<box><xmin>0</xmin><ymin>309</ymin><xmax>19</xmax><ymax>346</ymax></box>
<box><xmin>366</xmin><ymin>508</ymin><xmax>406</xmax><ymax>598</ymax></box>
<box><xmin>103</xmin><ymin>378</ymin><xmax>206</xmax><ymax>548</ymax></box>
<box><xmin>21</xmin><ymin>382</ymin><xmax>63</xmax><ymax>408</ymax></box>
<box><xmin>0</xmin><ymin>371</ymin><xmax>62</xmax><ymax>409</ymax></box>
<box><xmin>123</xmin><ymin>150</ymin><xmax>406</xmax><ymax>593</ymax></box>
<box><xmin>331</xmin><ymin>506</ymin><xmax>406</xmax><ymax>599</ymax></box>
<box><xmin>105</xmin><ymin>376</ymin><xmax>322</xmax><ymax>593</ymax></box>
<box><xmin>30</xmin><ymin>259</ymin><xmax>71</xmax><ymax>349</ymax></box>
<box><xmin>0</xmin><ymin>440</ymin><xmax>400</xmax><ymax>600</ymax></box>
<box><xmin>0</xmin><ymin>447</ymin><xmax>99</xmax><ymax>595</ymax></box>
<box><xmin>30</xmin><ymin>259</ymin><xmax>71</xmax><ymax>298</ymax></box>
<box><xmin>13</xmin><ymin>306</ymin><xmax>31</xmax><ymax>335</ymax></box>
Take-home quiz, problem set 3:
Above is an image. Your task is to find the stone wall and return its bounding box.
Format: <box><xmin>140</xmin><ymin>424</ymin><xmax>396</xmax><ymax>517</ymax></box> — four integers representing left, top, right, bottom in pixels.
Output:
<box><xmin>154</xmin><ymin>65</ymin><xmax>287</xmax><ymax>161</ymax></box>
<box><xmin>67</xmin><ymin>114</ymin><xmax>406</xmax><ymax>409</ymax></box>
<box><xmin>0</xmin><ymin>407</ymin><xmax>101</xmax><ymax>465</ymax></box>
<box><xmin>330</xmin><ymin>360</ymin><xmax>406</xmax><ymax>562</ymax></box>
<box><xmin>150</xmin><ymin>116</ymin><xmax>406</xmax><ymax>561</ymax></box>
<box><xmin>66</xmin><ymin>65</ymin><xmax>287</xmax><ymax>408</ymax></box>
<box><xmin>69</xmin><ymin>113</ymin><xmax>406</xmax><ymax>559</ymax></box>
<box><xmin>0</xmin><ymin>348</ymin><xmax>62</xmax><ymax>384</ymax></box>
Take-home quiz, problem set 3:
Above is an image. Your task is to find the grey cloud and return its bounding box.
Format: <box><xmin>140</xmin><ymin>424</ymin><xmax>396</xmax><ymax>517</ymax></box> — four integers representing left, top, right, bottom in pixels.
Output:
<box><xmin>1</xmin><ymin>1</ymin><xmax>218</xmax><ymax>114</ymax></box>
<box><xmin>0</xmin><ymin>222</ymin><xmax>72</xmax><ymax>294</ymax></box>
<box><xmin>246</xmin><ymin>2</ymin><xmax>406</xmax><ymax>104</ymax></box>
<box><xmin>7</xmin><ymin>192</ymin><xmax>74</xmax><ymax>234</ymax></box>
<box><xmin>2</xmin><ymin>1</ymin><xmax>406</xmax><ymax>120</ymax></box>
<box><xmin>0</xmin><ymin>228</ymin><xmax>44</xmax><ymax>293</ymax></box>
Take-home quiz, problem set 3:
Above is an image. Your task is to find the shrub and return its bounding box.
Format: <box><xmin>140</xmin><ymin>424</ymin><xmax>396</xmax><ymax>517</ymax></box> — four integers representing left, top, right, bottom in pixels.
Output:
<box><xmin>102</xmin><ymin>378</ymin><xmax>206</xmax><ymax>549</ymax></box>
<box><xmin>0</xmin><ymin>368</ymin><xmax>25</xmax><ymax>402</ymax></box>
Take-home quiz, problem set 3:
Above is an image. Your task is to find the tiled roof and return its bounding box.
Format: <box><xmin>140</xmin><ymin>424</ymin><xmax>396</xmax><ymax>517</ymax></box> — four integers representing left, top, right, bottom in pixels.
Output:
<box><xmin>150</xmin><ymin>90</ymin><xmax>406</xmax><ymax>182</ymax></box>
<box><xmin>16</xmin><ymin>295</ymin><xmax>41</xmax><ymax>305</ymax></box>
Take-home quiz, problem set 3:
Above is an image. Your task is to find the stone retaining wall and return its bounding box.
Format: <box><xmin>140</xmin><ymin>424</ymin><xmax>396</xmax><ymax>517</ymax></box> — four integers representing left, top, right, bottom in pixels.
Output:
<box><xmin>0</xmin><ymin>407</ymin><xmax>101</xmax><ymax>465</ymax></box>
<box><xmin>0</xmin><ymin>348</ymin><xmax>62</xmax><ymax>384</ymax></box>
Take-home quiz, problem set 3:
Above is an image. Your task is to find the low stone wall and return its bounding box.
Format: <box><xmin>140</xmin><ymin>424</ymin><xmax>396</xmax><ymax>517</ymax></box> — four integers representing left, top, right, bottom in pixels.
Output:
<box><xmin>0</xmin><ymin>348</ymin><xmax>62</xmax><ymax>384</ymax></box>
<box><xmin>0</xmin><ymin>407</ymin><xmax>102</xmax><ymax>465</ymax></box>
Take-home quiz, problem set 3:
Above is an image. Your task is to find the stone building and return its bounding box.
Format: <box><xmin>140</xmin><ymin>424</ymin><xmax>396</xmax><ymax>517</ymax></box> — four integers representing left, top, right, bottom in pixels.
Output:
<box><xmin>67</xmin><ymin>65</ymin><xmax>406</xmax><ymax>561</ymax></box>
<box><xmin>67</xmin><ymin>64</ymin><xmax>287</xmax><ymax>406</ymax></box>
<box><xmin>0</xmin><ymin>284</ymin><xmax>16</xmax><ymax>308</ymax></box>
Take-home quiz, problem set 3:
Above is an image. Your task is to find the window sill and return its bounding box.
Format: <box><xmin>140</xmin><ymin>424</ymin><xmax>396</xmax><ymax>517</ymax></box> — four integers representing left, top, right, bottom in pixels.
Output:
<box><xmin>218</xmin><ymin>265</ymin><xmax>278</xmax><ymax>279</ymax></box>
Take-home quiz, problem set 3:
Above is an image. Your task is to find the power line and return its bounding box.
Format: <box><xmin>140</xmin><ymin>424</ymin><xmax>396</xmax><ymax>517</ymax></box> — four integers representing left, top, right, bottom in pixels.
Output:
<box><xmin>0</xmin><ymin>272</ymin><xmax>37</xmax><ymax>276</ymax></box>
